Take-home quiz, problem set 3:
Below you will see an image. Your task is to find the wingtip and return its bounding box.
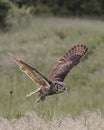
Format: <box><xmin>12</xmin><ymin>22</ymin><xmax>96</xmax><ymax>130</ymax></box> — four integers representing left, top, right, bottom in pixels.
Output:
<box><xmin>7</xmin><ymin>52</ymin><xmax>15</xmax><ymax>59</ymax></box>
<box><xmin>7</xmin><ymin>52</ymin><xmax>15</xmax><ymax>61</ymax></box>
<box><xmin>7</xmin><ymin>52</ymin><xmax>21</xmax><ymax>63</ymax></box>
<box><xmin>7</xmin><ymin>51</ymin><xmax>12</xmax><ymax>57</ymax></box>
<box><xmin>77</xmin><ymin>44</ymin><xmax>88</xmax><ymax>53</ymax></box>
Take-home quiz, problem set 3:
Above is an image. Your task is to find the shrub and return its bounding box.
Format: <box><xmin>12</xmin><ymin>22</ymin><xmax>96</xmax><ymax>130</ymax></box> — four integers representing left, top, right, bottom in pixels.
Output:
<box><xmin>0</xmin><ymin>0</ymin><xmax>10</xmax><ymax>29</ymax></box>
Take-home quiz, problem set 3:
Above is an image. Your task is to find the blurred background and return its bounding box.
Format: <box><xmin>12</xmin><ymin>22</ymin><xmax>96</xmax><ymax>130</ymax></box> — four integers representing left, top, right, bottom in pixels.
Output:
<box><xmin>0</xmin><ymin>0</ymin><xmax>104</xmax><ymax>29</ymax></box>
<box><xmin>0</xmin><ymin>0</ymin><xmax>104</xmax><ymax>129</ymax></box>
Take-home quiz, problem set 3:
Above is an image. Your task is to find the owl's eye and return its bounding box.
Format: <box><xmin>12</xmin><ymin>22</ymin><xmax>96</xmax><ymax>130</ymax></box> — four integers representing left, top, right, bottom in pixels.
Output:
<box><xmin>56</xmin><ymin>84</ymin><xmax>63</xmax><ymax>91</ymax></box>
<box><xmin>55</xmin><ymin>84</ymin><xmax>61</xmax><ymax>91</ymax></box>
<box><xmin>57</xmin><ymin>85</ymin><xmax>62</xmax><ymax>89</ymax></box>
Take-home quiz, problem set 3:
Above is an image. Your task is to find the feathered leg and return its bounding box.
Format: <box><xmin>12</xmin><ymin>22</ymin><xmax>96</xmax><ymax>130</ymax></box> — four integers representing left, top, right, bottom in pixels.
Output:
<box><xmin>36</xmin><ymin>96</ymin><xmax>45</xmax><ymax>103</ymax></box>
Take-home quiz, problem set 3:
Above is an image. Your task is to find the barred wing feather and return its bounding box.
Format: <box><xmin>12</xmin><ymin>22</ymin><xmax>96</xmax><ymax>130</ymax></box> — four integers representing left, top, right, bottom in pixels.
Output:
<box><xmin>8</xmin><ymin>53</ymin><xmax>50</xmax><ymax>88</ymax></box>
<box><xmin>49</xmin><ymin>44</ymin><xmax>88</xmax><ymax>82</ymax></box>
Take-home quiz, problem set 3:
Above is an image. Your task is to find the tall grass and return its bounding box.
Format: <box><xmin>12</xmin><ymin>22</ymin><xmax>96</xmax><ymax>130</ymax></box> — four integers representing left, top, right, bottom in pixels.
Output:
<box><xmin>0</xmin><ymin>18</ymin><xmax>104</xmax><ymax>120</ymax></box>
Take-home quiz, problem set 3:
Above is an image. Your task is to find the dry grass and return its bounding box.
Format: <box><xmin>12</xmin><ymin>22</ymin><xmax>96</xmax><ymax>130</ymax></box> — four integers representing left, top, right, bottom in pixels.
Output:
<box><xmin>0</xmin><ymin>112</ymin><xmax>104</xmax><ymax>130</ymax></box>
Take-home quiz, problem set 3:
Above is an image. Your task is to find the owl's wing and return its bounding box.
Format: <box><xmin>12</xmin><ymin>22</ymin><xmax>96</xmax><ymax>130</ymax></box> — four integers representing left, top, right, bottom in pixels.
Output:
<box><xmin>49</xmin><ymin>44</ymin><xmax>88</xmax><ymax>82</ymax></box>
<box><xmin>8</xmin><ymin>53</ymin><xmax>51</xmax><ymax>88</ymax></box>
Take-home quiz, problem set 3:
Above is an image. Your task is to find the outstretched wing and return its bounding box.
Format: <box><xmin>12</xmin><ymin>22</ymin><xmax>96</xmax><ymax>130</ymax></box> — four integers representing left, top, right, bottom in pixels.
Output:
<box><xmin>8</xmin><ymin>53</ymin><xmax>51</xmax><ymax>88</ymax></box>
<box><xmin>49</xmin><ymin>44</ymin><xmax>88</xmax><ymax>82</ymax></box>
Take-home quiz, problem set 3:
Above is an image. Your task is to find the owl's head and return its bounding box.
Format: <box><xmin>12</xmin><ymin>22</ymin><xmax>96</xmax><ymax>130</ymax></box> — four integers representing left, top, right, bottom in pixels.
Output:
<box><xmin>54</xmin><ymin>81</ymin><xmax>67</xmax><ymax>93</ymax></box>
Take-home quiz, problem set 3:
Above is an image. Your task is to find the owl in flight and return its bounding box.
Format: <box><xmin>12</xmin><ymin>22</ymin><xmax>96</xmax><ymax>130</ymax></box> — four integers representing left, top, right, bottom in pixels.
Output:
<box><xmin>8</xmin><ymin>44</ymin><xmax>88</xmax><ymax>102</ymax></box>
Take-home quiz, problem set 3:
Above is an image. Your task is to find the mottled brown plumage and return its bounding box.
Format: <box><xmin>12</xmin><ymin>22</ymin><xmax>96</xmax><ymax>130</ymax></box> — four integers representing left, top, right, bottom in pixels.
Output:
<box><xmin>8</xmin><ymin>44</ymin><xmax>88</xmax><ymax>102</ymax></box>
<box><xmin>49</xmin><ymin>44</ymin><xmax>88</xmax><ymax>82</ymax></box>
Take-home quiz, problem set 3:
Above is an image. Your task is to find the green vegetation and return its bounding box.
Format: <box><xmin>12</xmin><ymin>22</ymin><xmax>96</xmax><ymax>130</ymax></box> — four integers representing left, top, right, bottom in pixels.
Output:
<box><xmin>0</xmin><ymin>18</ymin><xmax>104</xmax><ymax>119</ymax></box>
<box><xmin>0</xmin><ymin>0</ymin><xmax>10</xmax><ymax>29</ymax></box>
<box><xmin>10</xmin><ymin>0</ymin><xmax>104</xmax><ymax>16</ymax></box>
<box><xmin>0</xmin><ymin>0</ymin><xmax>104</xmax><ymax>29</ymax></box>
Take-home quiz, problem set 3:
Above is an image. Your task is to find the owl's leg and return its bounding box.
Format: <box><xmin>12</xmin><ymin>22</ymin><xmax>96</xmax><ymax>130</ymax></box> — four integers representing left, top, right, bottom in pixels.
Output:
<box><xmin>36</xmin><ymin>92</ymin><xmax>46</xmax><ymax>102</ymax></box>
<box><xmin>26</xmin><ymin>87</ymin><xmax>42</xmax><ymax>97</ymax></box>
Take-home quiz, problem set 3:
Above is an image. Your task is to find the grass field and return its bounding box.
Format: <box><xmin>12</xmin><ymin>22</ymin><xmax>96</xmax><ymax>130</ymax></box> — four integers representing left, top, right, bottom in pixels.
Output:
<box><xmin>0</xmin><ymin>17</ymin><xmax>104</xmax><ymax>129</ymax></box>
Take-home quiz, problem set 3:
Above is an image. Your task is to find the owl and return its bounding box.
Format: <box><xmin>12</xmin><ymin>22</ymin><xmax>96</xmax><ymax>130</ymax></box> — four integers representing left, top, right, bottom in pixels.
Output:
<box><xmin>8</xmin><ymin>44</ymin><xmax>88</xmax><ymax>102</ymax></box>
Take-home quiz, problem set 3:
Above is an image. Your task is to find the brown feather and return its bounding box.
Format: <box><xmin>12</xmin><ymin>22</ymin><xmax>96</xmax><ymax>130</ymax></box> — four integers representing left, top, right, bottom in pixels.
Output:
<box><xmin>49</xmin><ymin>44</ymin><xmax>88</xmax><ymax>82</ymax></box>
<box><xmin>8</xmin><ymin>52</ymin><xmax>50</xmax><ymax>88</ymax></box>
